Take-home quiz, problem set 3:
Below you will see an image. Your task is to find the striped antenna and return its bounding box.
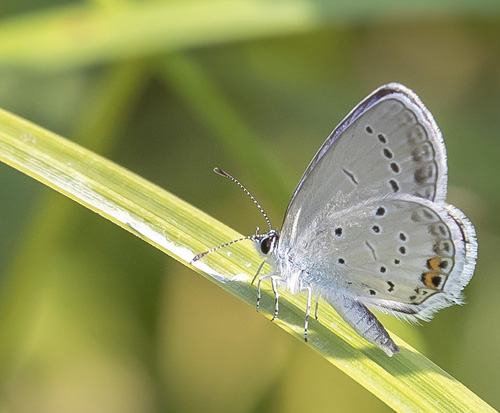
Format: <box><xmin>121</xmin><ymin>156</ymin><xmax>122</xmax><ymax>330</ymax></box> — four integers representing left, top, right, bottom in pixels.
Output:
<box><xmin>191</xmin><ymin>168</ymin><xmax>273</xmax><ymax>263</ymax></box>
<box><xmin>213</xmin><ymin>167</ymin><xmax>273</xmax><ymax>231</ymax></box>
<box><xmin>191</xmin><ymin>234</ymin><xmax>260</xmax><ymax>263</ymax></box>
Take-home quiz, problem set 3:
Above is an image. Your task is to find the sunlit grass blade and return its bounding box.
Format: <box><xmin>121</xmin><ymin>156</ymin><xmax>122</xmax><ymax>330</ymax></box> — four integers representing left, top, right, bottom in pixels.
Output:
<box><xmin>0</xmin><ymin>108</ymin><xmax>495</xmax><ymax>412</ymax></box>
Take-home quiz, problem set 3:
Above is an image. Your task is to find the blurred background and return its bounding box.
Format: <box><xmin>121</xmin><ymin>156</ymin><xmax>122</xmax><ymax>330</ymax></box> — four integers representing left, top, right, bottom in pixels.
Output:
<box><xmin>0</xmin><ymin>0</ymin><xmax>499</xmax><ymax>412</ymax></box>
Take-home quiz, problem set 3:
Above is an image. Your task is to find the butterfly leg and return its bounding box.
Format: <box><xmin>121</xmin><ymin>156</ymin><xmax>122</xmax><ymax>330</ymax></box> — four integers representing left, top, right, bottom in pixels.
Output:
<box><xmin>256</xmin><ymin>272</ymin><xmax>279</xmax><ymax>313</ymax></box>
<box><xmin>299</xmin><ymin>281</ymin><xmax>312</xmax><ymax>342</ymax></box>
<box><xmin>324</xmin><ymin>293</ymin><xmax>400</xmax><ymax>356</ymax></box>
<box><xmin>251</xmin><ymin>259</ymin><xmax>266</xmax><ymax>285</ymax></box>
<box><xmin>314</xmin><ymin>296</ymin><xmax>320</xmax><ymax>321</ymax></box>
<box><xmin>269</xmin><ymin>275</ymin><xmax>283</xmax><ymax>321</ymax></box>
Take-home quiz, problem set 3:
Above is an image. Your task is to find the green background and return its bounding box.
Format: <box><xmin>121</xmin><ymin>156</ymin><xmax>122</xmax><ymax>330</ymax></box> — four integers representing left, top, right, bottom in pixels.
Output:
<box><xmin>0</xmin><ymin>1</ymin><xmax>499</xmax><ymax>411</ymax></box>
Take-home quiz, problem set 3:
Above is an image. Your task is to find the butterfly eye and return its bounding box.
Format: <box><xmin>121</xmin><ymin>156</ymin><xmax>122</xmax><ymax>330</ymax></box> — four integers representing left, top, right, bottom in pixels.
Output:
<box><xmin>260</xmin><ymin>237</ymin><xmax>273</xmax><ymax>255</ymax></box>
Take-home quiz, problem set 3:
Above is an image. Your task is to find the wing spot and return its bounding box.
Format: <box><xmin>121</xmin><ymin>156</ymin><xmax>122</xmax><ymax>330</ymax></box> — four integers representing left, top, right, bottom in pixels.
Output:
<box><xmin>411</xmin><ymin>208</ymin><xmax>435</xmax><ymax>223</ymax></box>
<box><xmin>414</xmin><ymin>164</ymin><xmax>436</xmax><ymax>184</ymax></box>
<box><xmin>434</xmin><ymin>240</ymin><xmax>453</xmax><ymax>256</ymax></box>
<box><xmin>426</xmin><ymin>257</ymin><xmax>443</xmax><ymax>271</ymax></box>
<box><xmin>399</xmin><ymin>246</ymin><xmax>407</xmax><ymax>255</ymax></box>
<box><xmin>375</xmin><ymin>206</ymin><xmax>386</xmax><ymax>217</ymax></box>
<box><xmin>387</xmin><ymin>281</ymin><xmax>394</xmax><ymax>292</ymax></box>
<box><xmin>421</xmin><ymin>272</ymin><xmax>442</xmax><ymax>289</ymax></box>
<box><xmin>390</xmin><ymin>162</ymin><xmax>400</xmax><ymax>174</ymax></box>
<box><xmin>380</xmin><ymin>266</ymin><xmax>387</xmax><ymax>273</ymax></box>
<box><xmin>422</xmin><ymin>209</ymin><xmax>435</xmax><ymax>220</ymax></box>
<box><xmin>432</xmin><ymin>275</ymin><xmax>441</xmax><ymax>287</ymax></box>
<box><xmin>342</xmin><ymin>169</ymin><xmax>359</xmax><ymax>185</ymax></box>
<box><xmin>366</xmin><ymin>126</ymin><xmax>373</xmax><ymax>134</ymax></box>
<box><xmin>399</xmin><ymin>232</ymin><xmax>407</xmax><ymax>241</ymax></box>
<box><xmin>365</xmin><ymin>241</ymin><xmax>378</xmax><ymax>260</ymax></box>
<box><xmin>369</xmin><ymin>289</ymin><xmax>376</xmax><ymax>296</ymax></box>
<box><xmin>334</xmin><ymin>227</ymin><xmax>343</xmax><ymax>237</ymax></box>
<box><xmin>383</xmin><ymin>148</ymin><xmax>393</xmax><ymax>159</ymax></box>
<box><xmin>411</xmin><ymin>211</ymin><xmax>423</xmax><ymax>222</ymax></box>
<box><xmin>371</xmin><ymin>225</ymin><xmax>381</xmax><ymax>234</ymax></box>
<box><xmin>411</xmin><ymin>141</ymin><xmax>435</xmax><ymax>162</ymax></box>
<box><xmin>338</xmin><ymin>258</ymin><xmax>345</xmax><ymax>264</ymax></box>
<box><xmin>389</xmin><ymin>179</ymin><xmax>400</xmax><ymax>192</ymax></box>
<box><xmin>430</xmin><ymin>223</ymin><xmax>449</xmax><ymax>237</ymax></box>
<box><xmin>394</xmin><ymin>259</ymin><xmax>401</xmax><ymax>265</ymax></box>
<box><xmin>407</xmin><ymin>124</ymin><xmax>427</xmax><ymax>145</ymax></box>
<box><xmin>378</xmin><ymin>134</ymin><xmax>387</xmax><ymax>143</ymax></box>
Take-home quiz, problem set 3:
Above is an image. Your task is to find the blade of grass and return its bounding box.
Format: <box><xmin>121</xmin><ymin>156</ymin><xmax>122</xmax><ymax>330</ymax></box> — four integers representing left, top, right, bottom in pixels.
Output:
<box><xmin>0</xmin><ymin>62</ymin><xmax>151</xmax><ymax>375</ymax></box>
<box><xmin>1</xmin><ymin>0</ymin><xmax>500</xmax><ymax>70</ymax></box>
<box><xmin>0</xmin><ymin>108</ymin><xmax>495</xmax><ymax>412</ymax></box>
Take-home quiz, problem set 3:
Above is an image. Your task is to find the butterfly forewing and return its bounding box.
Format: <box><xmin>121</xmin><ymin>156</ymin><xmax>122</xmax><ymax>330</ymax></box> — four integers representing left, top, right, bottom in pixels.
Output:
<box><xmin>281</xmin><ymin>84</ymin><xmax>447</xmax><ymax>243</ymax></box>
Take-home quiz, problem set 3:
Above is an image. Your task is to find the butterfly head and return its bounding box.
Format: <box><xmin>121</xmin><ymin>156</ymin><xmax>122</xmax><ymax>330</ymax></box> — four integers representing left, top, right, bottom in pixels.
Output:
<box><xmin>255</xmin><ymin>229</ymin><xmax>279</xmax><ymax>257</ymax></box>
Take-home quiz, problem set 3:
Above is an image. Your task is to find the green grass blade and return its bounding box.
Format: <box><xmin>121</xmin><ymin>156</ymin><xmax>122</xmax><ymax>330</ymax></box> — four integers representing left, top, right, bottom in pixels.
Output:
<box><xmin>0</xmin><ymin>108</ymin><xmax>495</xmax><ymax>412</ymax></box>
<box><xmin>1</xmin><ymin>0</ymin><xmax>500</xmax><ymax>70</ymax></box>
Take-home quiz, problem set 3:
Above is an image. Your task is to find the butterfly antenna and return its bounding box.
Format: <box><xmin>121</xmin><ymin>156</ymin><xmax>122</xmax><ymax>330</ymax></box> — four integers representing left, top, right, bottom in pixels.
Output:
<box><xmin>191</xmin><ymin>234</ymin><xmax>260</xmax><ymax>263</ymax></box>
<box><xmin>213</xmin><ymin>167</ymin><xmax>273</xmax><ymax>231</ymax></box>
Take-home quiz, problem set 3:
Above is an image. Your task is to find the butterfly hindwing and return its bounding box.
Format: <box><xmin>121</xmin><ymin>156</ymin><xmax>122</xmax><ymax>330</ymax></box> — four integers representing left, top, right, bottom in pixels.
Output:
<box><xmin>289</xmin><ymin>194</ymin><xmax>476</xmax><ymax>321</ymax></box>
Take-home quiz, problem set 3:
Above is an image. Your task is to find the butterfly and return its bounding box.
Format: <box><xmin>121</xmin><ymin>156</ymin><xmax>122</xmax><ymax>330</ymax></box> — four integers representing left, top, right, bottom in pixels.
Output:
<box><xmin>193</xmin><ymin>83</ymin><xmax>478</xmax><ymax>356</ymax></box>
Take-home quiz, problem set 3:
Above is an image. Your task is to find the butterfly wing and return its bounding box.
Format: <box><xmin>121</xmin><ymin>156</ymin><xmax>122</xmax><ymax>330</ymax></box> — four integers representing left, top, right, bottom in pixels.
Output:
<box><xmin>277</xmin><ymin>83</ymin><xmax>476</xmax><ymax>322</ymax></box>
<box><xmin>281</xmin><ymin>83</ymin><xmax>447</xmax><ymax>243</ymax></box>
<box><xmin>288</xmin><ymin>194</ymin><xmax>477</xmax><ymax>321</ymax></box>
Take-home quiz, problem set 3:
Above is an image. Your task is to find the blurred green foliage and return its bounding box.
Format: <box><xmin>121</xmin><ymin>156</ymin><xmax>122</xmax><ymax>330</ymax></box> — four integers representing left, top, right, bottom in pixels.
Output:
<box><xmin>0</xmin><ymin>0</ymin><xmax>499</xmax><ymax>412</ymax></box>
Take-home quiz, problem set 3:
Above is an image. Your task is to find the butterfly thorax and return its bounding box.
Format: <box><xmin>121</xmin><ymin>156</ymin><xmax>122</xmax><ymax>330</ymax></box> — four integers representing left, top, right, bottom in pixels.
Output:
<box><xmin>274</xmin><ymin>248</ymin><xmax>344</xmax><ymax>299</ymax></box>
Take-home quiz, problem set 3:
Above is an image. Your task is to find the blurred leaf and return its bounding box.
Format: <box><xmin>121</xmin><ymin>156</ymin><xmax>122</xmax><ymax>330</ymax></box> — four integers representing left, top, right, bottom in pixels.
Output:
<box><xmin>0</xmin><ymin>108</ymin><xmax>495</xmax><ymax>412</ymax></box>
<box><xmin>1</xmin><ymin>0</ymin><xmax>500</xmax><ymax>70</ymax></box>
<box><xmin>159</xmin><ymin>54</ymin><xmax>294</xmax><ymax>201</ymax></box>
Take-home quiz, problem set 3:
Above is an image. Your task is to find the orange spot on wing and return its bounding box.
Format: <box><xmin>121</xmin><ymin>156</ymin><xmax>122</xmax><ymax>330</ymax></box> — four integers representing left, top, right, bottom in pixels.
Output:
<box><xmin>426</xmin><ymin>257</ymin><xmax>442</xmax><ymax>271</ymax></box>
<box><xmin>421</xmin><ymin>271</ymin><xmax>442</xmax><ymax>289</ymax></box>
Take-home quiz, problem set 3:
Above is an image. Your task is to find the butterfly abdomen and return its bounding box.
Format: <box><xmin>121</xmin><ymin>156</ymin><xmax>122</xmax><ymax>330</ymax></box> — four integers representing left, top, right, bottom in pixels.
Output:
<box><xmin>322</xmin><ymin>291</ymin><xmax>400</xmax><ymax>356</ymax></box>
